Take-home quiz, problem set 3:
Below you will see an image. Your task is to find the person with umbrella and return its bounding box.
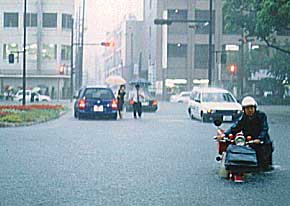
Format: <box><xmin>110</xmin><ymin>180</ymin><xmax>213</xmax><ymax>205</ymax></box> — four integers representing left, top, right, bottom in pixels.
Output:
<box><xmin>117</xmin><ymin>84</ymin><xmax>126</xmax><ymax>119</ymax></box>
<box><xmin>130</xmin><ymin>84</ymin><xmax>145</xmax><ymax>119</ymax></box>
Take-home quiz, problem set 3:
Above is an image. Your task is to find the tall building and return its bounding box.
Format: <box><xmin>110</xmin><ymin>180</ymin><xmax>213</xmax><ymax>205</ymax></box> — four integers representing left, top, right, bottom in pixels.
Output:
<box><xmin>0</xmin><ymin>0</ymin><xmax>74</xmax><ymax>99</ymax></box>
<box><xmin>102</xmin><ymin>15</ymin><xmax>146</xmax><ymax>83</ymax></box>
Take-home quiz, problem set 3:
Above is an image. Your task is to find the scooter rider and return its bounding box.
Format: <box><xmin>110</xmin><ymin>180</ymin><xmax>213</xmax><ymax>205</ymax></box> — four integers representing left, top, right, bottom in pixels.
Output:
<box><xmin>217</xmin><ymin>96</ymin><xmax>273</xmax><ymax>171</ymax></box>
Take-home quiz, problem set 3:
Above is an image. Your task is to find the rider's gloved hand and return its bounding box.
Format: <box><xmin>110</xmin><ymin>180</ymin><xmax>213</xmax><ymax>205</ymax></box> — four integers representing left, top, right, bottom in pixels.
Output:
<box><xmin>217</xmin><ymin>134</ymin><xmax>225</xmax><ymax>141</ymax></box>
<box><xmin>254</xmin><ymin>139</ymin><xmax>261</xmax><ymax>144</ymax></box>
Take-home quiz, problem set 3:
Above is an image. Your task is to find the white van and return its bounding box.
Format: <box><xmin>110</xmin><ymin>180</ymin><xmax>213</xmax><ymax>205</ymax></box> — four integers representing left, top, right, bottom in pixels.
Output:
<box><xmin>187</xmin><ymin>87</ymin><xmax>242</xmax><ymax>122</ymax></box>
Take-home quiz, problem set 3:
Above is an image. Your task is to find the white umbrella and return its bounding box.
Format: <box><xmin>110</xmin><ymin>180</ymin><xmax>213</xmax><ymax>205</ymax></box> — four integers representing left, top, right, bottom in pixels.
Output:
<box><xmin>31</xmin><ymin>87</ymin><xmax>41</xmax><ymax>93</ymax></box>
<box><xmin>105</xmin><ymin>75</ymin><xmax>126</xmax><ymax>85</ymax></box>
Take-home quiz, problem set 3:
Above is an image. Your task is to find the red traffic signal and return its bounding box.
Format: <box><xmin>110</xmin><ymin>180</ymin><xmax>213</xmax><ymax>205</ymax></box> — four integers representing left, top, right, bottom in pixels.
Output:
<box><xmin>227</xmin><ymin>64</ymin><xmax>238</xmax><ymax>75</ymax></box>
<box><xmin>101</xmin><ymin>41</ymin><xmax>115</xmax><ymax>48</ymax></box>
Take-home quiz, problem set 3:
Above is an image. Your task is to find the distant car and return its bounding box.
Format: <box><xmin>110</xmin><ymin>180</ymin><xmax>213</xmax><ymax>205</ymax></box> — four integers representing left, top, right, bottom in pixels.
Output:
<box><xmin>187</xmin><ymin>87</ymin><xmax>242</xmax><ymax>122</ymax></box>
<box><xmin>73</xmin><ymin>86</ymin><xmax>118</xmax><ymax>120</ymax></box>
<box><xmin>170</xmin><ymin>91</ymin><xmax>191</xmax><ymax>103</ymax></box>
<box><xmin>124</xmin><ymin>90</ymin><xmax>158</xmax><ymax>112</ymax></box>
<box><xmin>14</xmin><ymin>90</ymin><xmax>51</xmax><ymax>102</ymax></box>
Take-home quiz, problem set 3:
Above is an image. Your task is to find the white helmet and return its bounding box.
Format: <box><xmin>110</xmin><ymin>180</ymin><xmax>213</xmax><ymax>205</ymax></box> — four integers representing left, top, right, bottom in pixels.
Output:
<box><xmin>241</xmin><ymin>96</ymin><xmax>257</xmax><ymax>108</ymax></box>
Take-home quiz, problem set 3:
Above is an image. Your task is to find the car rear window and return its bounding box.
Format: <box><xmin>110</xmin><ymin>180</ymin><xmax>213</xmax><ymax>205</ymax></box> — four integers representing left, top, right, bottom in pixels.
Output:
<box><xmin>83</xmin><ymin>88</ymin><xmax>114</xmax><ymax>99</ymax></box>
<box><xmin>202</xmin><ymin>92</ymin><xmax>236</xmax><ymax>102</ymax></box>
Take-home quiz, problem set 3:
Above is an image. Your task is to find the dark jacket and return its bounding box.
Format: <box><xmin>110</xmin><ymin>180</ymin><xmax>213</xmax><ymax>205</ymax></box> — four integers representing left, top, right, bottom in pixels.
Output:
<box><xmin>224</xmin><ymin>110</ymin><xmax>271</xmax><ymax>144</ymax></box>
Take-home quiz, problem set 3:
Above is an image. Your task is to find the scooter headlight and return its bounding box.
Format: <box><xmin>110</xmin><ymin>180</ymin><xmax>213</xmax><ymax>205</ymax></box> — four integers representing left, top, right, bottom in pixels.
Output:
<box><xmin>235</xmin><ymin>136</ymin><xmax>246</xmax><ymax>146</ymax></box>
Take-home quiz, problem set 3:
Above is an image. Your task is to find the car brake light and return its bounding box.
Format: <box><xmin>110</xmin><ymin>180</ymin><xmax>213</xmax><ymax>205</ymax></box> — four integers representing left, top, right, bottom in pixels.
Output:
<box><xmin>112</xmin><ymin>99</ymin><xmax>118</xmax><ymax>110</ymax></box>
<box><xmin>152</xmin><ymin>99</ymin><xmax>158</xmax><ymax>106</ymax></box>
<box><xmin>78</xmin><ymin>99</ymin><xmax>86</xmax><ymax>110</ymax></box>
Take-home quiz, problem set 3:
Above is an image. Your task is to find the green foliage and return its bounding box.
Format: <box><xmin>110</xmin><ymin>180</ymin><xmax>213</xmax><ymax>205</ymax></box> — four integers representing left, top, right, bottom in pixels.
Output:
<box><xmin>223</xmin><ymin>0</ymin><xmax>290</xmax><ymax>54</ymax></box>
<box><xmin>0</xmin><ymin>108</ymin><xmax>64</xmax><ymax>124</ymax></box>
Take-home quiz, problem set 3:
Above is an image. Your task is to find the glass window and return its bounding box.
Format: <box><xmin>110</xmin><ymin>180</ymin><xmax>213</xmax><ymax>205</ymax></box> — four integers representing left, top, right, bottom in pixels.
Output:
<box><xmin>61</xmin><ymin>45</ymin><xmax>71</xmax><ymax>60</ymax></box>
<box><xmin>42</xmin><ymin>44</ymin><xmax>57</xmax><ymax>60</ymax></box>
<box><xmin>194</xmin><ymin>44</ymin><xmax>214</xmax><ymax>69</ymax></box>
<box><xmin>26</xmin><ymin>43</ymin><xmax>37</xmax><ymax>60</ymax></box>
<box><xmin>195</xmin><ymin>10</ymin><xmax>215</xmax><ymax>34</ymax></box>
<box><xmin>168</xmin><ymin>44</ymin><xmax>187</xmax><ymax>57</ymax></box>
<box><xmin>84</xmin><ymin>88</ymin><xmax>114</xmax><ymax>99</ymax></box>
<box><xmin>201</xmin><ymin>92</ymin><xmax>236</xmax><ymax>102</ymax></box>
<box><xmin>26</xmin><ymin>13</ymin><xmax>37</xmax><ymax>27</ymax></box>
<box><xmin>3</xmin><ymin>44</ymin><xmax>19</xmax><ymax>60</ymax></box>
<box><xmin>62</xmin><ymin>14</ymin><xmax>72</xmax><ymax>29</ymax></box>
<box><xmin>43</xmin><ymin>13</ymin><xmax>57</xmax><ymax>28</ymax></box>
<box><xmin>4</xmin><ymin>13</ymin><xmax>19</xmax><ymax>27</ymax></box>
<box><xmin>168</xmin><ymin>9</ymin><xmax>188</xmax><ymax>20</ymax></box>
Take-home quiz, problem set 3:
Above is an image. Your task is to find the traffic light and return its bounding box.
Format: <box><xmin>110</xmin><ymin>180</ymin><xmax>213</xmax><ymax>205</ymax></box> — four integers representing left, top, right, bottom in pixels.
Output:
<box><xmin>101</xmin><ymin>41</ymin><xmax>115</xmax><ymax>48</ymax></box>
<box><xmin>227</xmin><ymin>64</ymin><xmax>238</xmax><ymax>75</ymax></box>
<box><xmin>8</xmin><ymin>54</ymin><xmax>14</xmax><ymax>64</ymax></box>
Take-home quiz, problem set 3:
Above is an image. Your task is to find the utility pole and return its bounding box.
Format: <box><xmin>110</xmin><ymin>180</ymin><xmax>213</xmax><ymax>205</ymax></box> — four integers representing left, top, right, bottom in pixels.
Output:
<box><xmin>70</xmin><ymin>18</ymin><xmax>74</xmax><ymax>102</ymax></box>
<box><xmin>130</xmin><ymin>32</ymin><xmax>133</xmax><ymax>80</ymax></box>
<box><xmin>208</xmin><ymin>0</ymin><xmax>213</xmax><ymax>86</ymax></box>
<box><xmin>22</xmin><ymin>0</ymin><xmax>27</xmax><ymax>105</ymax></box>
<box><xmin>79</xmin><ymin>0</ymin><xmax>85</xmax><ymax>89</ymax></box>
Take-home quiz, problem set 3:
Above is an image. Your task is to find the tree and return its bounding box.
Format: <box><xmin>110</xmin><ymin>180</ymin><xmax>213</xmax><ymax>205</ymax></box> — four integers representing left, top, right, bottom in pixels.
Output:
<box><xmin>247</xmin><ymin>44</ymin><xmax>290</xmax><ymax>97</ymax></box>
<box><xmin>223</xmin><ymin>0</ymin><xmax>290</xmax><ymax>55</ymax></box>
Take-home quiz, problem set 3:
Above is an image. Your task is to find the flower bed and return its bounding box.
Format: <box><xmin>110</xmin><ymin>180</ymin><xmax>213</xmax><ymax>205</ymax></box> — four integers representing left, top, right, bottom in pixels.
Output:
<box><xmin>0</xmin><ymin>104</ymin><xmax>66</xmax><ymax>126</ymax></box>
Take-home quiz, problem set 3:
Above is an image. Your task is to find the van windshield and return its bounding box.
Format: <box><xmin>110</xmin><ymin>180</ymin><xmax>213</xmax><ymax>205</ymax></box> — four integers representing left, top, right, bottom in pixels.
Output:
<box><xmin>202</xmin><ymin>92</ymin><xmax>236</xmax><ymax>103</ymax></box>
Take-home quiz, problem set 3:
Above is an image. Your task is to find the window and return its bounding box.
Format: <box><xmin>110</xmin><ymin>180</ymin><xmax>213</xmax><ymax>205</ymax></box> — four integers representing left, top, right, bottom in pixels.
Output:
<box><xmin>4</xmin><ymin>13</ymin><xmax>19</xmax><ymax>27</ymax></box>
<box><xmin>3</xmin><ymin>44</ymin><xmax>19</xmax><ymax>60</ymax></box>
<box><xmin>194</xmin><ymin>44</ymin><xmax>214</xmax><ymax>69</ymax></box>
<box><xmin>26</xmin><ymin>44</ymin><xmax>37</xmax><ymax>60</ymax></box>
<box><xmin>43</xmin><ymin>13</ymin><xmax>57</xmax><ymax>28</ymax></box>
<box><xmin>84</xmin><ymin>88</ymin><xmax>114</xmax><ymax>99</ymax></box>
<box><xmin>168</xmin><ymin>44</ymin><xmax>187</xmax><ymax>57</ymax></box>
<box><xmin>195</xmin><ymin>10</ymin><xmax>215</xmax><ymax>34</ymax></box>
<box><xmin>62</xmin><ymin>14</ymin><xmax>72</xmax><ymax>29</ymax></box>
<box><xmin>26</xmin><ymin>13</ymin><xmax>37</xmax><ymax>27</ymax></box>
<box><xmin>61</xmin><ymin>45</ymin><xmax>71</xmax><ymax>60</ymax></box>
<box><xmin>42</xmin><ymin>44</ymin><xmax>57</xmax><ymax>60</ymax></box>
<box><xmin>168</xmin><ymin>9</ymin><xmax>188</xmax><ymax>20</ymax></box>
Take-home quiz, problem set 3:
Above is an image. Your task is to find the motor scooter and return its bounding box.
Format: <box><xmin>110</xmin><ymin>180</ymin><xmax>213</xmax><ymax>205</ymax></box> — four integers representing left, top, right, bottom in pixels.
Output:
<box><xmin>213</xmin><ymin>119</ymin><xmax>263</xmax><ymax>183</ymax></box>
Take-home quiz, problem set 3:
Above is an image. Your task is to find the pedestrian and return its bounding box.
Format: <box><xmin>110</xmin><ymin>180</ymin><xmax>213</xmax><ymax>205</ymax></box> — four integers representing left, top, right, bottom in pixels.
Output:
<box><xmin>117</xmin><ymin>84</ymin><xmax>126</xmax><ymax>119</ymax></box>
<box><xmin>131</xmin><ymin>84</ymin><xmax>144</xmax><ymax>119</ymax></box>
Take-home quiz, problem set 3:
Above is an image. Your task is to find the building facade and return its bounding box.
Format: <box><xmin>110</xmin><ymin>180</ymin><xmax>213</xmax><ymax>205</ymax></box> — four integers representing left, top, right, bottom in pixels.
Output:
<box><xmin>102</xmin><ymin>15</ymin><xmax>147</xmax><ymax>85</ymax></box>
<box><xmin>0</xmin><ymin>0</ymin><xmax>74</xmax><ymax>99</ymax></box>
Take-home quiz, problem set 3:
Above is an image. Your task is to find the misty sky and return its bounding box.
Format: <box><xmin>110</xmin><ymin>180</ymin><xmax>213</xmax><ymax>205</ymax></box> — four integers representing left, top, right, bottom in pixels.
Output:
<box><xmin>77</xmin><ymin>0</ymin><xmax>143</xmax><ymax>42</ymax></box>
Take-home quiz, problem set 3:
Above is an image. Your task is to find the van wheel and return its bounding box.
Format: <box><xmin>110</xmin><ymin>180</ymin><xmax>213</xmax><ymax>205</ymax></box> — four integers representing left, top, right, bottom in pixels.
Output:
<box><xmin>201</xmin><ymin>112</ymin><xmax>208</xmax><ymax>122</ymax></box>
<box><xmin>188</xmin><ymin>108</ymin><xmax>194</xmax><ymax>120</ymax></box>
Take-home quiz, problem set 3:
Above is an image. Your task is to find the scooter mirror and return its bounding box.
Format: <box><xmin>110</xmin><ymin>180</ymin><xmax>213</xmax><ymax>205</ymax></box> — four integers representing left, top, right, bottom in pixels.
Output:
<box><xmin>213</xmin><ymin>118</ymin><xmax>223</xmax><ymax>127</ymax></box>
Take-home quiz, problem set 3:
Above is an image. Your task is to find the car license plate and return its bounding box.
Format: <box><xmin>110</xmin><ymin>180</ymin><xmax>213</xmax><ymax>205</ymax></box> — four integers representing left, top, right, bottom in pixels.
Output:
<box><xmin>223</xmin><ymin>115</ymin><xmax>232</xmax><ymax>121</ymax></box>
<box><xmin>142</xmin><ymin>102</ymin><xmax>149</xmax><ymax>106</ymax></box>
<box><xmin>94</xmin><ymin>105</ymin><xmax>103</xmax><ymax>112</ymax></box>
